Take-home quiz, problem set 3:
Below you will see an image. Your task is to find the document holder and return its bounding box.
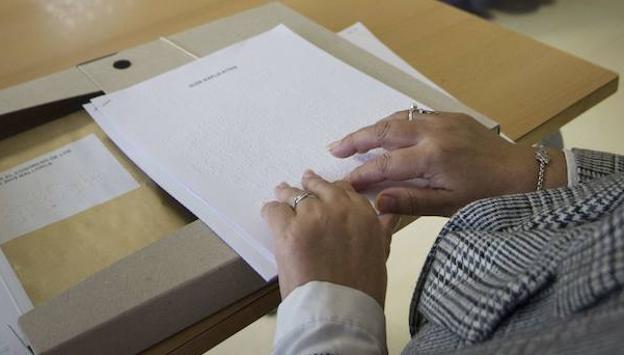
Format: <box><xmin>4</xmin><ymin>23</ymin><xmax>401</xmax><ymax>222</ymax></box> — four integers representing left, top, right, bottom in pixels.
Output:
<box><xmin>0</xmin><ymin>2</ymin><xmax>498</xmax><ymax>354</ymax></box>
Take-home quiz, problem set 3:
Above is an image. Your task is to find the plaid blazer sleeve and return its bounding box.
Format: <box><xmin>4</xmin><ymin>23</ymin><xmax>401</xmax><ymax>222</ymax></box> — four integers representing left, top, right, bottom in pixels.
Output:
<box><xmin>572</xmin><ymin>148</ymin><xmax>624</xmax><ymax>183</ymax></box>
<box><xmin>405</xmin><ymin>151</ymin><xmax>624</xmax><ymax>355</ymax></box>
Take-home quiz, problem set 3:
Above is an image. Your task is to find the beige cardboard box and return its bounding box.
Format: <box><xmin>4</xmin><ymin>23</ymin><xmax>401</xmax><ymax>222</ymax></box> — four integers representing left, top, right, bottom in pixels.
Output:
<box><xmin>0</xmin><ymin>2</ymin><xmax>498</xmax><ymax>354</ymax></box>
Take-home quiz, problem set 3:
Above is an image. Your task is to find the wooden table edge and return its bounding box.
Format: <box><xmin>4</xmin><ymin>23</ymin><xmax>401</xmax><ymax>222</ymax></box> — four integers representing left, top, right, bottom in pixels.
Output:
<box><xmin>516</xmin><ymin>73</ymin><xmax>619</xmax><ymax>144</ymax></box>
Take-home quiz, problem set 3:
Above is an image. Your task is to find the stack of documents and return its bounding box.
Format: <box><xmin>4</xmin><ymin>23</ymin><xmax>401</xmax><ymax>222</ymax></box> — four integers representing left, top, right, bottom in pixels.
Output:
<box><xmin>85</xmin><ymin>25</ymin><xmax>428</xmax><ymax>280</ymax></box>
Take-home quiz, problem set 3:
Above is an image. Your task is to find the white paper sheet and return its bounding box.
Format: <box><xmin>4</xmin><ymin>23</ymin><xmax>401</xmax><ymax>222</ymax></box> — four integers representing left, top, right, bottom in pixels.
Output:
<box><xmin>87</xmin><ymin>25</ymin><xmax>428</xmax><ymax>279</ymax></box>
<box><xmin>0</xmin><ymin>134</ymin><xmax>139</xmax><ymax>244</ymax></box>
<box><xmin>0</xmin><ymin>251</ymin><xmax>32</xmax><ymax>355</ymax></box>
<box><xmin>338</xmin><ymin>22</ymin><xmax>455</xmax><ymax>99</ymax></box>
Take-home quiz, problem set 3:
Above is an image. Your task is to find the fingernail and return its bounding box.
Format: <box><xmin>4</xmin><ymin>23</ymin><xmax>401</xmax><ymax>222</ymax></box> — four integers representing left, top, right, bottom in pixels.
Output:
<box><xmin>303</xmin><ymin>169</ymin><xmax>316</xmax><ymax>178</ymax></box>
<box><xmin>377</xmin><ymin>194</ymin><xmax>397</xmax><ymax>211</ymax></box>
<box><xmin>327</xmin><ymin>141</ymin><xmax>340</xmax><ymax>152</ymax></box>
<box><xmin>276</xmin><ymin>182</ymin><xmax>288</xmax><ymax>189</ymax></box>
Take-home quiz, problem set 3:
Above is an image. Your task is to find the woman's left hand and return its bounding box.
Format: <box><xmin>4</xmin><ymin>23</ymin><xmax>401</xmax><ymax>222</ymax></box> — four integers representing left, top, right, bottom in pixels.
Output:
<box><xmin>262</xmin><ymin>170</ymin><xmax>399</xmax><ymax>307</ymax></box>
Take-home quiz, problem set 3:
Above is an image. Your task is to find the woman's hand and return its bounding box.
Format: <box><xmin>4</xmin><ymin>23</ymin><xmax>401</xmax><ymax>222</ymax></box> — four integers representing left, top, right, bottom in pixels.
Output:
<box><xmin>328</xmin><ymin>111</ymin><xmax>567</xmax><ymax>217</ymax></box>
<box><xmin>262</xmin><ymin>170</ymin><xmax>399</xmax><ymax>307</ymax></box>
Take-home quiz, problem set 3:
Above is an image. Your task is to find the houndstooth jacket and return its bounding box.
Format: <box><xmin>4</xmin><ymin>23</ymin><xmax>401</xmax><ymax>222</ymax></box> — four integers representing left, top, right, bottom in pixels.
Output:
<box><xmin>403</xmin><ymin>149</ymin><xmax>624</xmax><ymax>355</ymax></box>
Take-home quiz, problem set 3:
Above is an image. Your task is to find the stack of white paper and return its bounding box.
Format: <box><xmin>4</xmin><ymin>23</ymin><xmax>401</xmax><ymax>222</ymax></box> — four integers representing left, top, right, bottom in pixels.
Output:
<box><xmin>85</xmin><ymin>25</ymin><xmax>427</xmax><ymax>280</ymax></box>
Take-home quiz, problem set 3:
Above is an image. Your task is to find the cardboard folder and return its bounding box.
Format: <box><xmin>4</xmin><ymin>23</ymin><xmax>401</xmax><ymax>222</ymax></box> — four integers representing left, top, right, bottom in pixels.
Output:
<box><xmin>0</xmin><ymin>2</ymin><xmax>497</xmax><ymax>354</ymax></box>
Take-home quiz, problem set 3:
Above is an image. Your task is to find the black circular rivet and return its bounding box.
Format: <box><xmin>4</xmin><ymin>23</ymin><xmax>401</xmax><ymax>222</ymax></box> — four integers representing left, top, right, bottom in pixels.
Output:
<box><xmin>113</xmin><ymin>59</ymin><xmax>132</xmax><ymax>70</ymax></box>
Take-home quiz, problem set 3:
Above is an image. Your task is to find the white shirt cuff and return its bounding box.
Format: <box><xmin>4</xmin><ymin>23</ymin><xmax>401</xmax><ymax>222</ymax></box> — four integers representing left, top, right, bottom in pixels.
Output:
<box><xmin>274</xmin><ymin>281</ymin><xmax>387</xmax><ymax>354</ymax></box>
<box><xmin>563</xmin><ymin>149</ymin><xmax>579</xmax><ymax>187</ymax></box>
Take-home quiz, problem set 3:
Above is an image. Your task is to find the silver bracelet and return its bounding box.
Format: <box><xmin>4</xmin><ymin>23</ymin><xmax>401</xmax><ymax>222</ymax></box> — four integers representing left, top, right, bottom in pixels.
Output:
<box><xmin>534</xmin><ymin>144</ymin><xmax>551</xmax><ymax>191</ymax></box>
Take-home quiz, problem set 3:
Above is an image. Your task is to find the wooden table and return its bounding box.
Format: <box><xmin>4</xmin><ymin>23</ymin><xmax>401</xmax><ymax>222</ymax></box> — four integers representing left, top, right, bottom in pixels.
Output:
<box><xmin>0</xmin><ymin>0</ymin><xmax>618</xmax><ymax>353</ymax></box>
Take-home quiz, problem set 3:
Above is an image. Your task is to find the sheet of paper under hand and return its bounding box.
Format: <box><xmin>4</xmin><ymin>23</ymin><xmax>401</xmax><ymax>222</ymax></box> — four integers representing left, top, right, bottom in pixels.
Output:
<box><xmin>86</xmin><ymin>25</ymin><xmax>425</xmax><ymax>280</ymax></box>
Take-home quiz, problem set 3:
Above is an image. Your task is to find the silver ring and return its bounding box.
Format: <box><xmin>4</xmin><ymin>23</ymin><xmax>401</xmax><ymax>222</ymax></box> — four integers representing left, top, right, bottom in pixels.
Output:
<box><xmin>408</xmin><ymin>103</ymin><xmax>435</xmax><ymax>121</ymax></box>
<box><xmin>292</xmin><ymin>191</ymin><xmax>315</xmax><ymax>210</ymax></box>
<box><xmin>408</xmin><ymin>103</ymin><xmax>417</xmax><ymax>121</ymax></box>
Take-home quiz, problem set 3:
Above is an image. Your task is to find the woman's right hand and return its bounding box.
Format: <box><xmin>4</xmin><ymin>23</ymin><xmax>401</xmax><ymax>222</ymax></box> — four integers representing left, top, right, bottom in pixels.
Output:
<box><xmin>328</xmin><ymin>111</ymin><xmax>567</xmax><ymax>217</ymax></box>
